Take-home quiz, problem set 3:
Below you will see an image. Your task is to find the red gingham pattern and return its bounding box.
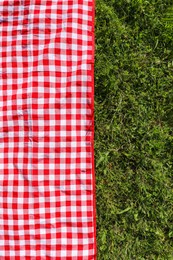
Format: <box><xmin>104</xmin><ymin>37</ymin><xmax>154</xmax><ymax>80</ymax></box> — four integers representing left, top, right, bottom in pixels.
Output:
<box><xmin>0</xmin><ymin>0</ymin><xmax>96</xmax><ymax>259</ymax></box>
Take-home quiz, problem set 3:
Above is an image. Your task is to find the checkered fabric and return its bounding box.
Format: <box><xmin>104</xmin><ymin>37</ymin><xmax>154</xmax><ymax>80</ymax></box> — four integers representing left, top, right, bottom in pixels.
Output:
<box><xmin>0</xmin><ymin>0</ymin><xmax>96</xmax><ymax>259</ymax></box>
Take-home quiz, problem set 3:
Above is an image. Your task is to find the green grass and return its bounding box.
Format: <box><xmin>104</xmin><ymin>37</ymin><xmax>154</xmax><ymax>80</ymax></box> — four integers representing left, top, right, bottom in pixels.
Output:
<box><xmin>163</xmin><ymin>6</ymin><xmax>173</xmax><ymax>27</ymax></box>
<box><xmin>95</xmin><ymin>1</ymin><xmax>173</xmax><ymax>259</ymax></box>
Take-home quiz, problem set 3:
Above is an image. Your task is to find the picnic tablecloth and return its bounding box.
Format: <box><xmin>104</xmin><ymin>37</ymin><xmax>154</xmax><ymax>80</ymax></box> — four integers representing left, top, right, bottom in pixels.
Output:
<box><xmin>0</xmin><ymin>1</ymin><xmax>96</xmax><ymax>259</ymax></box>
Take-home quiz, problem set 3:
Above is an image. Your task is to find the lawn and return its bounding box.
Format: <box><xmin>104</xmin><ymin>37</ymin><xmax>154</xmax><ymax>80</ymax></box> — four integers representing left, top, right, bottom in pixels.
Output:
<box><xmin>95</xmin><ymin>0</ymin><xmax>173</xmax><ymax>259</ymax></box>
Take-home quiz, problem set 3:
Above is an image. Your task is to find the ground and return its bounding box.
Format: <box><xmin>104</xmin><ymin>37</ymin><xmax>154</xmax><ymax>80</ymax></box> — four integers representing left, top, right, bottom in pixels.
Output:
<box><xmin>95</xmin><ymin>1</ymin><xmax>173</xmax><ymax>259</ymax></box>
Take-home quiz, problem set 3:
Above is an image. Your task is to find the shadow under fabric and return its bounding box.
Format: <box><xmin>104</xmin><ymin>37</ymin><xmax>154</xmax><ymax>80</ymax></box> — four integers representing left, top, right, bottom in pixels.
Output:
<box><xmin>0</xmin><ymin>0</ymin><xmax>96</xmax><ymax>259</ymax></box>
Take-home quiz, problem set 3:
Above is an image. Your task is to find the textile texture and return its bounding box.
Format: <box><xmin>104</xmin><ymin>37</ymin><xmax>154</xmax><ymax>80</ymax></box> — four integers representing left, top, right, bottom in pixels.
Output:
<box><xmin>0</xmin><ymin>0</ymin><xmax>96</xmax><ymax>259</ymax></box>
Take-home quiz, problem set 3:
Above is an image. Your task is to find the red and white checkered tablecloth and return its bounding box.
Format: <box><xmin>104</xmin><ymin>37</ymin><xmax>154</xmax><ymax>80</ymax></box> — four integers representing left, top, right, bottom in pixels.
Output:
<box><xmin>0</xmin><ymin>1</ymin><xmax>96</xmax><ymax>259</ymax></box>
